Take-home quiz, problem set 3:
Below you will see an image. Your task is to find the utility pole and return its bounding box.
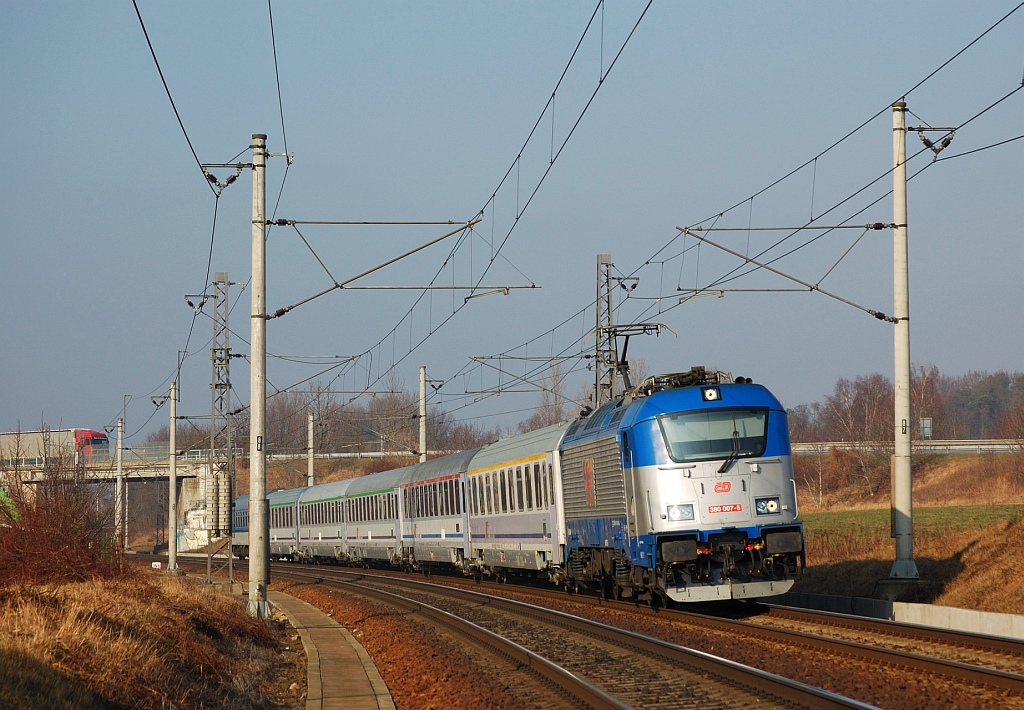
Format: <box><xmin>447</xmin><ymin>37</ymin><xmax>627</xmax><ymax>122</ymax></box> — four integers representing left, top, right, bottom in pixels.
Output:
<box><xmin>307</xmin><ymin>409</ymin><xmax>315</xmax><ymax>487</ymax></box>
<box><xmin>419</xmin><ymin>365</ymin><xmax>427</xmax><ymax>463</ymax></box>
<box><xmin>167</xmin><ymin>380</ymin><xmax>179</xmax><ymax>573</ymax></box>
<box><xmin>248</xmin><ymin>133</ymin><xmax>270</xmax><ymax>618</ymax></box>
<box><xmin>114</xmin><ymin>417</ymin><xmax>124</xmax><ymax>548</ymax></box>
<box><xmin>889</xmin><ymin>101</ymin><xmax>919</xmax><ymax>581</ymax></box>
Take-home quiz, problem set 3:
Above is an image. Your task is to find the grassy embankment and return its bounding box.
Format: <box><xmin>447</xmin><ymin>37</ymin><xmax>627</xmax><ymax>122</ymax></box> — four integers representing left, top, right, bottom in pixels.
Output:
<box><xmin>0</xmin><ymin>571</ymin><xmax>304</xmax><ymax>710</ymax></box>
<box><xmin>793</xmin><ymin>448</ymin><xmax>1024</xmax><ymax>612</ymax></box>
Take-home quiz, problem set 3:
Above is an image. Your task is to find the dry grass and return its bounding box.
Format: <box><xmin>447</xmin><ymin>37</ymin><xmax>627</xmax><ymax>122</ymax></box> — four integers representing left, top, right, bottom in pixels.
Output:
<box><xmin>0</xmin><ymin>573</ymin><xmax>302</xmax><ymax>710</ymax></box>
<box><xmin>794</xmin><ymin>502</ymin><xmax>1024</xmax><ymax>612</ymax></box>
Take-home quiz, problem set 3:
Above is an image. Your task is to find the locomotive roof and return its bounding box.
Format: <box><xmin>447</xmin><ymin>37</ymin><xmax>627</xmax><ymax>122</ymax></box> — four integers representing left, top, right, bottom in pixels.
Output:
<box><xmin>562</xmin><ymin>378</ymin><xmax>785</xmax><ymax>447</ymax></box>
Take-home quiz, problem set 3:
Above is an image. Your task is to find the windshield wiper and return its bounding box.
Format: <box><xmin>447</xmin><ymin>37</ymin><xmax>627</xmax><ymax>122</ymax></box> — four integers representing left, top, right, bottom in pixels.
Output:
<box><xmin>718</xmin><ymin>429</ymin><xmax>741</xmax><ymax>473</ymax></box>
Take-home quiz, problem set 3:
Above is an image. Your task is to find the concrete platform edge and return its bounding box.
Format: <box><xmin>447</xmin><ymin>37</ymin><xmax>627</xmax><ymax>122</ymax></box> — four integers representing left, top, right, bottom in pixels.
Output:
<box><xmin>267</xmin><ymin>590</ymin><xmax>395</xmax><ymax>710</ymax></box>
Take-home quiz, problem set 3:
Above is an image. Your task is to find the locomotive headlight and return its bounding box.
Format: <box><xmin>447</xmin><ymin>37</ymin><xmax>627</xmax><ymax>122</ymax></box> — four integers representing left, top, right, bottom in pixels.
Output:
<box><xmin>755</xmin><ymin>496</ymin><xmax>781</xmax><ymax>515</ymax></box>
<box><xmin>666</xmin><ymin>504</ymin><xmax>695</xmax><ymax>522</ymax></box>
<box><xmin>701</xmin><ymin>386</ymin><xmax>721</xmax><ymax>402</ymax></box>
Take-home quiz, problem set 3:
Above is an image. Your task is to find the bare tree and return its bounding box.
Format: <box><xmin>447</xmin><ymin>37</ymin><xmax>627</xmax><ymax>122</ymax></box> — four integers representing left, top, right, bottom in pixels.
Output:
<box><xmin>518</xmin><ymin>363</ymin><xmax>570</xmax><ymax>433</ymax></box>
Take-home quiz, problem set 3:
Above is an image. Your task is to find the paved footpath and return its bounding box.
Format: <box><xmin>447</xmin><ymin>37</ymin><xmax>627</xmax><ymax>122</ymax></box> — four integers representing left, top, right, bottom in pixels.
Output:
<box><xmin>268</xmin><ymin>590</ymin><xmax>395</xmax><ymax>710</ymax></box>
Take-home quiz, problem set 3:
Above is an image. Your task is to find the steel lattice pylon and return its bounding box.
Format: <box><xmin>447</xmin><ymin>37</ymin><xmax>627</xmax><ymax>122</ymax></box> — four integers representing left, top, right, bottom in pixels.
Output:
<box><xmin>209</xmin><ymin>272</ymin><xmax>233</xmax><ymax>537</ymax></box>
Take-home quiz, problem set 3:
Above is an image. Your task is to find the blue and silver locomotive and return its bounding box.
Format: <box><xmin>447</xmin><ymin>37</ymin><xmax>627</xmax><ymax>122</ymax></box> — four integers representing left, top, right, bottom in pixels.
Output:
<box><xmin>556</xmin><ymin>367</ymin><xmax>803</xmax><ymax>602</ymax></box>
<box><xmin>233</xmin><ymin>367</ymin><xmax>804</xmax><ymax>603</ymax></box>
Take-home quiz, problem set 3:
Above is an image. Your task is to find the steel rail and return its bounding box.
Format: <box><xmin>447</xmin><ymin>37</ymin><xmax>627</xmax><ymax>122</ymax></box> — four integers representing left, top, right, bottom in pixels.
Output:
<box><xmin>648</xmin><ymin>604</ymin><xmax>1024</xmax><ymax>695</ymax></box>
<box><xmin>765</xmin><ymin>603</ymin><xmax>1024</xmax><ymax>656</ymax></box>
<box><xmin>274</xmin><ymin>568</ymin><xmax>629</xmax><ymax>710</ymax></box>
<box><xmin>289</xmin><ymin>565</ymin><xmax>1023</xmax><ymax>697</ymax></box>
<box><xmin>316</xmin><ymin>568</ymin><xmax>877</xmax><ymax>709</ymax></box>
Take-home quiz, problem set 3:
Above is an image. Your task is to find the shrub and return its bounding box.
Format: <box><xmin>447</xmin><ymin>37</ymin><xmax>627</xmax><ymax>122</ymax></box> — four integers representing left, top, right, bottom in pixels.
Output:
<box><xmin>0</xmin><ymin>459</ymin><xmax>123</xmax><ymax>586</ymax></box>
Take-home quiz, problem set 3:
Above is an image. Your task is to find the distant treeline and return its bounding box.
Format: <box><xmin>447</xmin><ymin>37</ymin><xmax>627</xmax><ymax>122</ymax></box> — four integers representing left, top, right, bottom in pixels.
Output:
<box><xmin>788</xmin><ymin>366</ymin><xmax>1024</xmax><ymax>442</ymax></box>
<box><xmin>147</xmin><ymin>376</ymin><xmax>500</xmax><ymax>457</ymax></box>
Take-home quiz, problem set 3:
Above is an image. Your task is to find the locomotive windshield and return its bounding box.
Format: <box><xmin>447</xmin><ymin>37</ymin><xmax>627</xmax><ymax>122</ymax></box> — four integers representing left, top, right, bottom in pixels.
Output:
<box><xmin>658</xmin><ymin>408</ymin><xmax>768</xmax><ymax>463</ymax></box>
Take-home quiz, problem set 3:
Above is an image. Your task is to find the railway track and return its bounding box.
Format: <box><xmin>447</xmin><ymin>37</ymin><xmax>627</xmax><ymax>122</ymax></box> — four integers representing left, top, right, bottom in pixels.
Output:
<box><xmin>275</xmin><ymin>566</ymin><xmax>874</xmax><ymax>709</ymax></box>
<box><xmin>264</xmin><ymin>562</ymin><xmax>1024</xmax><ymax>708</ymax></box>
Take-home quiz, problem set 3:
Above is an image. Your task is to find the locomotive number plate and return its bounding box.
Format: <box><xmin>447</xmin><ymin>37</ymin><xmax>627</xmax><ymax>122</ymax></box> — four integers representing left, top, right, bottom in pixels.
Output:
<box><xmin>708</xmin><ymin>504</ymin><xmax>742</xmax><ymax>514</ymax></box>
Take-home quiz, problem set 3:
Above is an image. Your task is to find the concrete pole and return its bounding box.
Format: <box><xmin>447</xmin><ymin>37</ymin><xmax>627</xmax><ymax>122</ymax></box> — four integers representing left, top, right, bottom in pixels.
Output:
<box><xmin>419</xmin><ymin>365</ymin><xmax>427</xmax><ymax>463</ymax></box>
<box><xmin>115</xmin><ymin>418</ymin><xmax>124</xmax><ymax>548</ymax></box>
<box><xmin>248</xmin><ymin>134</ymin><xmax>271</xmax><ymax>617</ymax></box>
<box><xmin>167</xmin><ymin>381</ymin><xmax>179</xmax><ymax>573</ymax></box>
<box><xmin>307</xmin><ymin>409</ymin><xmax>314</xmax><ymax>487</ymax></box>
<box><xmin>890</xmin><ymin>101</ymin><xmax>919</xmax><ymax>579</ymax></box>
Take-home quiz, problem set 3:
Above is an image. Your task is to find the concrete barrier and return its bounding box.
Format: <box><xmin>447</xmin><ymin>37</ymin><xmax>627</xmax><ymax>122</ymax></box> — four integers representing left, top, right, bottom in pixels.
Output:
<box><xmin>775</xmin><ymin>592</ymin><xmax>1024</xmax><ymax>641</ymax></box>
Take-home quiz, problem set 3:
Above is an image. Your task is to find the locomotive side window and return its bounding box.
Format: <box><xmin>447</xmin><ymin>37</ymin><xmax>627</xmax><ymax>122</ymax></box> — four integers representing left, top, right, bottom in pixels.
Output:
<box><xmin>659</xmin><ymin>408</ymin><xmax>768</xmax><ymax>463</ymax></box>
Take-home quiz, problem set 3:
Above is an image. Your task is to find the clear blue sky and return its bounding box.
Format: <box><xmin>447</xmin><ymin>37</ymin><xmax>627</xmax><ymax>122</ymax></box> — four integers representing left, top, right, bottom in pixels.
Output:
<box><xmin>2</xmin><ymin>2</ymin><xmax>1021</xmax><ymax>442</ymax></box>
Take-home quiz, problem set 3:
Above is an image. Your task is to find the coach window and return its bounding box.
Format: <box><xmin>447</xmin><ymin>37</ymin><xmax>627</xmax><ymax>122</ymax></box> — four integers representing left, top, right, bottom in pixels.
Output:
<box><xmin>515</xmin><ymin>468</ymin><xmax>526</xmax><ymax>512</ymax></box>
<box><xmin>524</xmin><ymin>468</ymin><xmax>534</xmax><ymax>510</ymax></box>
<box><xmin>536</xmin><ymin>465</ymin><xmax>544</xmax><ymax>510</ymax></box>
<box><xmin>498</xmin><ymin>470</ymin><xmax>507</xmax><ymax>513</ymax></box>
<box><xmin>507</xmin><ymin>471</ymin><xmax>515</xmax><ymax>513</ymax></box>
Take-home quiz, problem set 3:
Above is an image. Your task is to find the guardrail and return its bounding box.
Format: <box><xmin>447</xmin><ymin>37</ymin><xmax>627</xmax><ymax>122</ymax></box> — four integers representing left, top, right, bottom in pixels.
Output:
<box><xmin>792</xmin><ymin>439</ymin><xmax>1022</xmax><ymax>455</ymax></box>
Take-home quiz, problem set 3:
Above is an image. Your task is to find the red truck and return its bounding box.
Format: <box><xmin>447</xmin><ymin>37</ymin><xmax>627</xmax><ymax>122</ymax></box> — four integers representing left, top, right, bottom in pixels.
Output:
<box><xmin>0</xmin><ymin>428</ymin><xmax>110</xmax><ymax>467</ymax></box>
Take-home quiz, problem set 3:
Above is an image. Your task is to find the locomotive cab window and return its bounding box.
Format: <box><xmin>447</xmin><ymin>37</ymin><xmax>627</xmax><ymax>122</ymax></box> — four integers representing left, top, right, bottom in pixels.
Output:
<box><xmin>658</xmin><ymin>408</ymin><xmax>768</xmax><ymax>463</ymax></box>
